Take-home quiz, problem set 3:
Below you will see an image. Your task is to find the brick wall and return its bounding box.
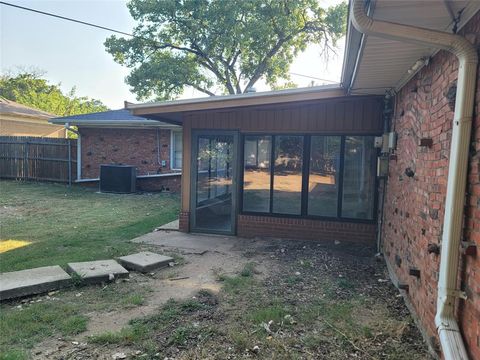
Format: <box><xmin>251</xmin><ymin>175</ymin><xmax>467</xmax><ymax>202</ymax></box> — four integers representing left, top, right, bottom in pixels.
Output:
<box><xmin>238</xmin><ymin>215</ymin><xmax>376</xmax><ymax>243</ymax></box>
<box><xmin>382</xmin><ymin>11</ymin><xmax>480</xmax><ymax>358</ymax></box>
<box><xmin>79</xmin><ymin>127</ymin><xmax>175</xmax><ymax>179</ymax></box>
<box><xmin>179</xmin><ymin>211</ymin><xmax>190</xmax><ymax>232</ymax></box>
<box><xmin>137</xmin><ymin>175</ymin><xmax>181</xmax><ymax>193</ymax></box>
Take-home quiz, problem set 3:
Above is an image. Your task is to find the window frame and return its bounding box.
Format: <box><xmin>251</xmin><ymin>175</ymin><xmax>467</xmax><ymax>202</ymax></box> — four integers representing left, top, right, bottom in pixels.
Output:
<box><xmin>170</xmin><ymin>130</ymin><xmax>183</xmax><ymax>171</ymax></box>
<box><xmin>239</xmin><ymin>133</ymin><xmax>379</xmax><ymax>224</ymax></box>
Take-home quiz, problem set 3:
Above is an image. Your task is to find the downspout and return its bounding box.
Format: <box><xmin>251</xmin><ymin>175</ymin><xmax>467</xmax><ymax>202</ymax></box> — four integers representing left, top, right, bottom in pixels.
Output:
<box><xmin>65</xmin><ymin>123</ymin><xmax>81</xmax><ymax>181</ymax></box>
<box><xmin>350</xmin><ymin>1</ymin><xmax>478</xmax><ymax>359</ymax></box>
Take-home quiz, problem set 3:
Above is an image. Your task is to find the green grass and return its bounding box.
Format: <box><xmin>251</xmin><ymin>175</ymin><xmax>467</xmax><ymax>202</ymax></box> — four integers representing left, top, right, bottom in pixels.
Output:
<box><xmin>90</xmin><ymin>292</ymin><xmax>218</xmax><ymax>355</ymax></box>
<box><xmin>0</xmin><ymin>349</ymin><xmax>28</xmax><ymax>360</ymax></box>
<box><xmin>0</xmin><ymin>180</ymin><xmax>179</xmax><ymax>357</ymax></box>
<box><xmin>0</xmin><ymin>303</ymin><xmax>88</xmax><ymax>350</ymax></box>
<box><xmin>217</xmin><ymin>263</ymin><xmax>257</xmax><ymax>294</ymax></box>
<box><xmin>122</xmin><ymin>294</ymin><xmax>146</xmax><ymax>307</ymax></box>
<box><xmin>0</xmin><ymin>180</ymin><xmax>179</xmax><ymax>271</ymax></box>
<box><xmin>249</xmin><ymin>305</ymin><xmax>289</xmax><ymax>324</ymax></box>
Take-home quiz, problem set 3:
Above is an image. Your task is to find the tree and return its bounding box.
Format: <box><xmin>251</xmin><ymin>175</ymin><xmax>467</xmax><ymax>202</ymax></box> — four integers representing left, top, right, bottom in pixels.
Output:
<box><xmin>105</xmin><ymin>0</ymin><xmax>347</xmax><ymax>101</ymax></box>
<box><xmin>0</xmin><ymin>71</ymin><xmax>109</xmax><ymax>116</ymax></box>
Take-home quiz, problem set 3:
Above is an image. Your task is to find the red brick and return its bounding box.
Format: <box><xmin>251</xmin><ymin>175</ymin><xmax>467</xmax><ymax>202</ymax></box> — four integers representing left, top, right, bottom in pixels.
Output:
<box><xmin>78</xmin><ymin>127</ymin><xmax>181</xmax><ymax>192</ymax></box>
<box><xmin>383</xmin><ymin>11</ymin><xmax>480</xmax><ymax>359</ymax></box>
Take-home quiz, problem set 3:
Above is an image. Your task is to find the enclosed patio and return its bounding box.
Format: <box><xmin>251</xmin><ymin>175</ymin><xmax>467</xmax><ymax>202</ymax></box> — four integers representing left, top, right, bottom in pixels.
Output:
<box><xmin>129</xmin><ymin>86</ymin><xmax>383</xmax><ymax>244</ymax></box>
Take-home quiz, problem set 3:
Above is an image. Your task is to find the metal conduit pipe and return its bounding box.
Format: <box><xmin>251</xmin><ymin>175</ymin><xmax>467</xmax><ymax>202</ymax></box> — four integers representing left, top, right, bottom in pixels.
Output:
<box><xmin>65</xmin><ymin>123</ymin><xmax>81</xmax><ymax>181</ymax></box>
<box><xmin>350</xmin><ymin>1</ymin><xmax>478</xmax><ymax>359</ymax></box>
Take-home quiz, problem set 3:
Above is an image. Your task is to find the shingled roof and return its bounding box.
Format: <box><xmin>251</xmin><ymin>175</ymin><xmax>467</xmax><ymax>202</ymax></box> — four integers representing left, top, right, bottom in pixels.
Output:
<box><xmin>0</xmin><ymin>98</ymin><xmax>54</xmax><ymax>119</ymax></box>
<box><xmin>50</xmin><ymin>108</ymin><xmax>179</xmax><ymax>128</ymax></box>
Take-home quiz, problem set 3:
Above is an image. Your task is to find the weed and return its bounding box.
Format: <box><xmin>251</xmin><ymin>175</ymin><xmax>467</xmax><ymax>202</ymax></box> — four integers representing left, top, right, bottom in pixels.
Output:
<box><xmin>218</xmin><ymin>264</ymin><xmax>257</xmax><ymax>294</ymax></box>
<box><xmin>337</xmin><ymin>278</ymin><xmax>355</xmax><ymax>290</ymax></box>
<box><xmin>89</xmin><ymin>325</ymin><xmax>148</xmax><ymax>345</ymax></box>
<box><xmin>167</xmin><ymin>326</ymin><xmax>193</xmax><ymax>346</ymax></box>
<box><xmin>123</xmin><ymin>294</ymin><xmax>145</xmax><ymax>307</ymax></box>
<box><xmin>220</xmin><ymin>275</ymin><xmax>253</xmax><ymax>294</ymax></box>
<box><xmin>240</xmin><ymin>262</ymin><xmax>256</xmax><ymax>277</ymax></box>
<box><xmin>286</xmin><ymin>275</ymin><xmax>302</xmax><ymax>285</ymax></box>
<box><xmin>70</xmin><ymin>272</ymin><xmax>84</xmax><ymax>287</ymax></box>
<box><xmin>229</xmin><ymin>330</ymin><xmax>250</xmax><ymax>351</ymax></box>
<box><xmin>302</xmin><ymin>334</ymin><xmax>328</xmax><ymax>350</ymax></box>
<box><xmin>180</xmin><ymin>299</ymin><xmax>206</xmax><ymax>312</ymax></box>
<box><xmin>249</xmin><ymin>305</ymin><xmax>289</xmax><ymax>324</ymax></box>
<box><xmin>57</xmin><ymin>315</ymin><xmax>88</xmax><ymax>335</ymax></box>
<box><xmin>300</xmin><ymin>259</ymin><xmax>313</xmax><ymax>268</ymax></box>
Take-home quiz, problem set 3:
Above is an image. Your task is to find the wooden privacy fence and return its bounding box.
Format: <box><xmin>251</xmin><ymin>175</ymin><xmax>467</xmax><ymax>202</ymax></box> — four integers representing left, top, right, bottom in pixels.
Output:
<box><xmin>0</xmin><ymin>136</ymin><xmax>77</xmax><ymax>184</ymax></box>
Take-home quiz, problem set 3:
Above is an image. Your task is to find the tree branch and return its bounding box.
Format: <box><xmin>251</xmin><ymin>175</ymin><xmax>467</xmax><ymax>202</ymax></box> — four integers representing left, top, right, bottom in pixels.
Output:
<box><xmin>190</xmin><ymin>84</ymin><xmax>216</xmax><ymax>96</ymax></box>
<box><xmin>243</xmin><ymin>22</ymin><xmax>327</xmax><ymax>92</ymax></box>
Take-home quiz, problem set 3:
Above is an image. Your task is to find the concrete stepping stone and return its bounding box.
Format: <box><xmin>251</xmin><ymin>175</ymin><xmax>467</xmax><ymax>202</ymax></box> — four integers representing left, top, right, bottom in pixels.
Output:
<box><xmin>117</xmin><ymin>251</ymin><xmax>174</xmax><ymax>273</ymax></box>
<box><xmin>0</xmin><ymin>265</ymin><xmax>71</xmax><ymax>301</ymax></box>
<box><xmin>66</xmin><ymin>260</ymin><xmax>129</xmax><ymax>284</ymax></box>
<box><xmin>155</xmin><ymin>219</ymin><xmax>179</xmax><ymax>231</ymax></box>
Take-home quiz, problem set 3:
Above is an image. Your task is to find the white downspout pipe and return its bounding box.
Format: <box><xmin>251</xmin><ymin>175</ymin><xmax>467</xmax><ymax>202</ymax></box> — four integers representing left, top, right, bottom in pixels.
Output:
<box><xmin>350</xmin><ymin>1</ymin><xmax>478</xmax><ymax>359</ymax></box>
<box><xmin>65</xmin><ymin>123</ymin><xmax>81</xmax><ymax>181</ymax></box>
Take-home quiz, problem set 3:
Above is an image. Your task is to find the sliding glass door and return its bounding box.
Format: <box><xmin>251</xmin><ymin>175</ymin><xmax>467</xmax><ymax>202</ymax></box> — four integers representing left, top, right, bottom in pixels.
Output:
<box><xmin>191</xmin><ymin>131</ymin><xmax>238</xmax><ymax>234</ymax></box>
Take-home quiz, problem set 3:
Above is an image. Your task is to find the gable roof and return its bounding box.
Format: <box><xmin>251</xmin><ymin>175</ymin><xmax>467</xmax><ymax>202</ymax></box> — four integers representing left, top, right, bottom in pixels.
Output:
<box><xmin>50</xmin><ymin>108</ymin><xmax>180</xmax><ymax>128</ymax></box>
<box><xmin>0</xmin><ymin>97</ymin><xmax>54</xmax><ymax>120</ymax></box>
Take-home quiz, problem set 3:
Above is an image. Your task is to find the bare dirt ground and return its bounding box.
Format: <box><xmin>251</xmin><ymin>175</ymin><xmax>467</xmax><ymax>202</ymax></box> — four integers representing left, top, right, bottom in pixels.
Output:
<box><xmin>29</xmin><ymin>233</ymin><xmax>432</xmax><ymax>360</ymax></box>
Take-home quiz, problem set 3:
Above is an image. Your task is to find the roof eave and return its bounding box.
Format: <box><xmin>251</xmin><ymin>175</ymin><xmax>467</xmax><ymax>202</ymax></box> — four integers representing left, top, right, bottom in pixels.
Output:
<box><xmin>48</xmin><ymin>119</ymin><xmax>180</xmax><ymax>128</ymax></box>
<box><xmin>128</xmin><ymin>85</ymin><xmax>345</xmax><ymax>116</ymax></box>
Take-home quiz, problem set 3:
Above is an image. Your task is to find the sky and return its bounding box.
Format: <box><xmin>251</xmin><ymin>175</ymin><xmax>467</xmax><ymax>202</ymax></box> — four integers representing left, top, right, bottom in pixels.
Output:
<box><xmin>0</xmin><ymin>0</ymin><xmax>345</xmax><ymax>109</ymax></box>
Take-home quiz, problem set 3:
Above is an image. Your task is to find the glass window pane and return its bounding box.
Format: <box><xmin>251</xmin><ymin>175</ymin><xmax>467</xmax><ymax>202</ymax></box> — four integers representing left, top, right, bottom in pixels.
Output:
<box><xmin>308</xmin><ymin>136</ymin><xmax>341</xmax><ymax>217</ymax></box>
<box><xmin>272</xmin><ymin>135</ymin><xmax>303</xmax><ymax>215</ymax></box>
<box><xmin>173</xmin><ymin>131</ymin><xmax>183</xmax><ymax>169</ymax></box>
<box><xmin>195</xmin><ymin>135</ymin><xmax>234</xmax><ymax>232</ymax></box>
<box><xmin>341</xmin><ymin>136</ymin><xmax>376</xmax><ymax>220</ymax></box>
<box><xmin>242</xmin><ymin>136</ymin><xmax>271</xmax><ymax>212</ymax></box>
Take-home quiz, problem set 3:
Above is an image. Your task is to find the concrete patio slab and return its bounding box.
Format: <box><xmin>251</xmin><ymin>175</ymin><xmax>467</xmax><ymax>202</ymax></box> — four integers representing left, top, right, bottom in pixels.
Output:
<box><xmin>117</xmin><ymin>251</ymin><xmax>173</xmax><ymax>273</ymax></box>
<box><xmin>66</xmin><ymin>260</ymin><xmax>129</xmax><ymax>284</ymax></box>
<box><xmin>131</xmin><ymin>231</ymin><xmax>263</xmax><ymax>254</ymax></box>
<box><xmin>131</xmin><ymin>231</ymin><xmax>236</xmax><ymax>253</ymax></box>
<box><xmin>0</xmin><ymin>265</ymin><xmax>71</xmax><ymax>301</ymax></box>
<box><xmin>155</xmin><ymin>219</ymin><xmax>179</xmax><ymax>231</ymax></box>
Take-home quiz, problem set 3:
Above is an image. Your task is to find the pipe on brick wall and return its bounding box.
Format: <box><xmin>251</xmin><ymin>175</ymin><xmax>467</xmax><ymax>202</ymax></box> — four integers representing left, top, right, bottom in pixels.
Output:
<box><xmin>65</xmin><ymin>123</ymin><xmax>81</xmax><ymax>181</ymax></box>
<box><xmin>351</xmin><ymin>1</ymin><xmax>478</xmax><ymax>359</ymax></box>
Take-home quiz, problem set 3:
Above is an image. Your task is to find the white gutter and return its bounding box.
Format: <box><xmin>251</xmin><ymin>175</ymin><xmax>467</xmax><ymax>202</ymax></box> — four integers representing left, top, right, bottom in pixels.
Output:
<box><xmin>65</xmin><ymin>123</ymin><xmax>81</xmax><ymax>181</ymax></box>
<box><xmin>351</xmin><ymin>1</ymin><xmax>478</xmax><ymax>359</ymax></box>
<box><xmin>50</xmin><ymin>119</ymin><xmax>180</xmax><ymax>128</ymax></box>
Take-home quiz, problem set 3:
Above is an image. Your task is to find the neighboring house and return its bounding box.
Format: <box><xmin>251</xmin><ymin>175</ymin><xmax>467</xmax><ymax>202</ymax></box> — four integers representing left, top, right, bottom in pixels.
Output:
<box><xmin>126</xmin><ymin>1</ymin><xmax>480</xmax><ymax>358</ymax></box>
<box><xmin>50</xmin><ymin>106</ymin><xmax>182</xmax><ymax>191</ymax></box>
<box><xmin>0</xmin><ymin>97</ymin><xmax>66</xmax><ymax>138</ymax></box>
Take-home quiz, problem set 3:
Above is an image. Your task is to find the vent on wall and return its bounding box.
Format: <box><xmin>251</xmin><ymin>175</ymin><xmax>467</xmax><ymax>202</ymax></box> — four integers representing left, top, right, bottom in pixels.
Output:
<box><xmin>100</xmin><ymin>165</ymin><xmax>136</xmax><ymax>193</ymax></box>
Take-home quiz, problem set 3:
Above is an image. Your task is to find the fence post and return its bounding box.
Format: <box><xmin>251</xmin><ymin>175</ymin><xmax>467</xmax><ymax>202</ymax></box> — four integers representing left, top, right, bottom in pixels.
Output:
<box><xmin>68</xmin><ymin>140</ymin><xmax>72</xmax><ymax>186</ymax></box>
<box><xmin>23</xmin><ymin>141</ymin><xmax>29</xmax><ymax>180</ymax></box>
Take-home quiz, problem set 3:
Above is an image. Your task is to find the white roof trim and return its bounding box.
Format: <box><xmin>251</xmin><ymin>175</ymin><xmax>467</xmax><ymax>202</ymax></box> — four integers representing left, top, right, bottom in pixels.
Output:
<box><xmin>49</xmin><ymin>119</ymin><xmax>181</xmax><ymax>128</ymax></box>
<box><xmin>127</xmin><ymin>84</ymin><xmax>342</xmax><ymax>110</ymax></box>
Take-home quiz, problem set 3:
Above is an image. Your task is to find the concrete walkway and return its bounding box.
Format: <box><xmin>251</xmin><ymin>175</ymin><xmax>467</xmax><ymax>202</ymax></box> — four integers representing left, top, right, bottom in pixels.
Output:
<box><xmin>0</xmin><ymin>266</ymin><xmax>71</xmax><ymax>301</ymax></box>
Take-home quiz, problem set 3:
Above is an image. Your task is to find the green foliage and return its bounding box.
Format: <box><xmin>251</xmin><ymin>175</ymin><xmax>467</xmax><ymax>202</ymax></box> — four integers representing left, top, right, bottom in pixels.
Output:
<box><xmin>105</xmin><ymin>0</ymin><xmax>347</xmax><ymax>100</ymax></box>
<box><xmin>0</xmin><ymin>71</ymin><xmax>109</xmax><ymax>116</ymax></box>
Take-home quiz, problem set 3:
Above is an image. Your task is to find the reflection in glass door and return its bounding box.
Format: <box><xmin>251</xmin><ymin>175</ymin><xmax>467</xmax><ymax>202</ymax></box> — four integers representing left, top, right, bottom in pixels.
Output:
<box><xmin>192</xmin><ymin>132</ymin><xmax>237</xmax><ymax>234</ymax></box>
